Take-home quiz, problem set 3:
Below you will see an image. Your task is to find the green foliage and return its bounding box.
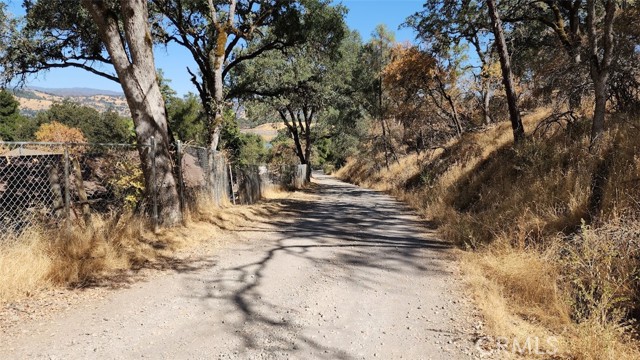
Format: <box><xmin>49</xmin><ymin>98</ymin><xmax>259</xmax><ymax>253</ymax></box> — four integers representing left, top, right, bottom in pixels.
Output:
<box><xmin>219</xmin><ymin>112</ymin><xmax>267</xmax><ymax>166</ymax></box>
<box><xmin>238</xmin><ymin>133</ymin><xmax>268</xmax><ymax>166</ymax></box>
<box><xmin>32</xmin><ymin>101</ymin><xmax>132</xmax><ymax>143</ymax></box>
<box><xmin>239</xmin><ymin>102</ymin><xmax>280</xmax><ymax>129</ymax></box>
<box><xmin>231</xmin><ymin>9</ymin><xmax>368</xmax><ymax>167</ymax></box>
<box><xmin>157</xmin><ymin>69</ymin><xmax>177</xmax><ymax>103</ymax></box>
<box><xmin>0</xmin><ymin>89</ymin><xmax>29</xmax><ymax>141</ymax></box>
<box><xmin>0</xmin><ymin>89</ymin><xmax>19</xmax><ymax>117</ymax></box>
<box><xmin>0</xmin><ymin>0</ymin><xmax>118</xmax><ymax>85</ymax></box>
<box><xmin>157</xmin><ymin>71</ymin><xmax>207</xmax><ymax>145</ymax></box>
<box><xmin>166</xmin><ymin>93</ymin><xmax>206</xmax><ymax>145</ymax></box>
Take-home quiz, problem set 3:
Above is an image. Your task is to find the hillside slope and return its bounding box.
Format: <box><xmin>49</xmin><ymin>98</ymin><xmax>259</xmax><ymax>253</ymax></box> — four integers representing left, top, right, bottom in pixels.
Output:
<box><xmin>337</xmin><ymin>110</ymin><xmax>640</xmax><ymax>359</ymax></box>
<box><xmin>13</xmin><ymin>88</ymin><xmax>129</xmax><ymax>117</ymax></box>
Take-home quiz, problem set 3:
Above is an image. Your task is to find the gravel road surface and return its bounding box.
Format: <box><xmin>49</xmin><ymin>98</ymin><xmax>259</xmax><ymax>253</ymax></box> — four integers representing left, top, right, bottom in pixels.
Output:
<box><xmin>1</xmin><ymin>174</ymin><xmax>477</xmax><ymax>359</ymax></box>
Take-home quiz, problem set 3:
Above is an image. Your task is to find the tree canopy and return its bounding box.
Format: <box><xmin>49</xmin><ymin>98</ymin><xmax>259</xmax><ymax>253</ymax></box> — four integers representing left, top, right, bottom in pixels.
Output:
<box><xmin>229</xmin><ymin>4</ymin><xmax>352</xmax><ymax>167</ymax></box>
<box><xmin>31</xmin><ymin>101</ymin><xmax>132</xmax><ymax>144</ymax></box>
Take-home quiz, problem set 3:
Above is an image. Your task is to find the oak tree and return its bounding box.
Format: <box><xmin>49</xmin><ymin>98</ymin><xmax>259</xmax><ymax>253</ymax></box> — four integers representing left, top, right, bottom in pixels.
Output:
<box><xmin>0</xmin><ymin>0</ymin><xmax>182</xmax><ymax>225</ymax></box>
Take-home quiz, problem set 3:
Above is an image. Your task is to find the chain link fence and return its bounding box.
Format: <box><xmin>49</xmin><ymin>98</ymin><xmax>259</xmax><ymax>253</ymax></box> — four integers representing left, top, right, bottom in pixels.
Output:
<box><xmin>0</xmin><ymin>141</ymin><xmax>152</xmax><ymax>241</ymax></box>
<box><xmin>0</xmin><ymin>140</ymin><xmax>310</xmax><ymax>242</ymax></box>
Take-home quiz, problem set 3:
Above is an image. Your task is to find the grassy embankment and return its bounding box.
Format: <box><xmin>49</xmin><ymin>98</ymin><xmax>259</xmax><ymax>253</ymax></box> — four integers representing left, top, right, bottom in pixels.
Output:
<box><xmin>337</xmin><ymin>110</ymin><xmax>640</xmax><ymax>359</ymax></box>
<box><xmin>0</xmin><ymin>189</ymin><xmax>288</xmax><ymax>304</ymax></box>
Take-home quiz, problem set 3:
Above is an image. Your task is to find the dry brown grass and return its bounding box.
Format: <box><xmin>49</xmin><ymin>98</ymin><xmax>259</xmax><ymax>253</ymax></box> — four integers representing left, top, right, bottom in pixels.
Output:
<box><xmin>0</xmin><ymin>229</ymin><xmax>52</xmax><ymax>301</ymax></box>
<box><xmin>338</xmin><ymin>110</ymin><xmax>640</xmax><ymax>358</ymax></box>
<box><xmin>0</xmin><ymin>189</ymin><xmax>292</xmax><ymax>305</ymax></box>
<box><xmin>16</xmin><ymin>91</ymin><xmax>130</xmax><ymax>115</ymax></box>
<box><xmin>240</xmin><ymin>122</ymin><xmax>286</xmax><ymax>143</ymax></box>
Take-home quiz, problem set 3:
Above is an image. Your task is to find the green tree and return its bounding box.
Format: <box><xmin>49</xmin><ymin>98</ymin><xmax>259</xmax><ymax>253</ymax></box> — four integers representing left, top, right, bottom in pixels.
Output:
<box><xmin>167</xmin><ymin>93</ymin><xmax>207</xmax><ymax>145</ymax></box>
<box><xmin>217</xmin><ymin>111</ymin><xmax>267</xmax><ymax>166</ymax></box>
<box><xmin>359</xmin><ymin>25</ymin><xmax>398</xmax><ymax>167</ymax></box>
<box><xmin>33</xmin><ymin>101</ymin><xmax>132</xmax><ymax>144</ymax></box>
<box><xmin>237</xmin><ymin>133</ymin><xmax>267</xmax><ymax>166</ymax></box>
<box><xmin>150</xmin><ymin>0</ymin><xmax>338</xmax><ymax>152</ymax></box>
<box><xmin>231</xmin><ymin>7</ymin><xmax>350</xmax><ymax>174</ymax></box>
<box><xmin>0</xmin><ymin>0</ymin><xmax>181</xmax><ymax>224</ymax></box>
<box><xmin>157</xmin><ymin>70</ymin><xmax>207</xmax><ymax>144</ymax></box>
<box><xmin>0</xmin><ymin>89</ymin><xmax>28</xmax><ymax>141</ymax></box>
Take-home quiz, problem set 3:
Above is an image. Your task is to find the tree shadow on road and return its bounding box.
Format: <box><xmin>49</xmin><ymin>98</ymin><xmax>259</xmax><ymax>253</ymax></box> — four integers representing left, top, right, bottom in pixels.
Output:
<box><xmin>182</xmin><ymin>176</ymin><xmax>454</xmax><ymax>359</ymax></box>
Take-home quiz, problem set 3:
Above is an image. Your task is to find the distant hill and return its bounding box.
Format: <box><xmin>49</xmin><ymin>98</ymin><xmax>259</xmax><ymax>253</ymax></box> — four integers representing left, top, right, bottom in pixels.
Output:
<box><xmin>12</xmin><ymin>87</ymin><xmax>130</xmax><ymax>117</ymax></box>
<box><xmin>240</xmin><ymin>122</ymin><xmax>286</xmax><ymax>143</ymax></box>
<box><xmin>28</xmin><ymin>86</ymin><xmax>124</xmax><ymax>97</ymax></box>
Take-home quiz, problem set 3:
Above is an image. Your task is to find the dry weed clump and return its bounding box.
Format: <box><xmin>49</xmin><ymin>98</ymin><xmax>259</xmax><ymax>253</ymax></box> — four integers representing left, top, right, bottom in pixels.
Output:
<box><xmin>338</xmin><ymin>111</ymin><xmax>640</xmax><ymax>358</ymax></box>
<box><xmin>0</xmin><ymin>186</ymin><xmax>292</xmax><ymax>304</ymax></box>
<box><xmin>0</xmin><ymin>228</ymin><xmax>52</xmax><ymax>301</ymax></box>
<box><xmin>0</xmin><ymin>215</ymin><xmax>150</xmax><ymax>303</ymax></box>
<box><xmin>561</xmin><ymin>220</ymin><xmax>640</xmax><ymax>326</ymax></box>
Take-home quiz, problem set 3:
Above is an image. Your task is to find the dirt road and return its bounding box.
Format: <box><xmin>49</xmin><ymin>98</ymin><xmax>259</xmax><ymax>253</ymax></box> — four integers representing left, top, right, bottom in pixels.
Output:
<box><xmin>1</xmin><ymin>174</ymin><xmax>477</xmax><ymax>359</ymax></box>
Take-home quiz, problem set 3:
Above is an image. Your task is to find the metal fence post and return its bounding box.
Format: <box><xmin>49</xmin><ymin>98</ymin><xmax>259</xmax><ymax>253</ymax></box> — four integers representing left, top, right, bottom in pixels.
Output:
<box><xmin>176</xmin><ymin>140</ymin><xmax>186</xmax><ymax>223</ymax></box>
<box><xmin>63</xmin><ymin>145</ymin><xmax>71</xmax><ymax>229</ymax></box>
<box><xmin>150</xmin><ymin>136</ymin><xmax>159</xmax><ymax>232</ymax></box>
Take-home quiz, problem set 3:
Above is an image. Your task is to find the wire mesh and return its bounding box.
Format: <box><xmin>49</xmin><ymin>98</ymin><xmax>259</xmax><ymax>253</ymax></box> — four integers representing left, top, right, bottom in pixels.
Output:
<box><xmin>0</xmin><ymin>139</ymin><xmax>308</xmax><ymax>241</ymax></box>
<box><xmin>0</xmin><ymin>142</ymin><xmax>151</xmax><ymax>240</ymax></box>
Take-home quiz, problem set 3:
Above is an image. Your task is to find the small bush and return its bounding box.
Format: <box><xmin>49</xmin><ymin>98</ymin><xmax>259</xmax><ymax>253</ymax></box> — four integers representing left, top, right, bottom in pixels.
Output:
<box><xmin>561</xmin><ymin>220</ymin><xmax>640</xmax><ymax>326</ymax></box>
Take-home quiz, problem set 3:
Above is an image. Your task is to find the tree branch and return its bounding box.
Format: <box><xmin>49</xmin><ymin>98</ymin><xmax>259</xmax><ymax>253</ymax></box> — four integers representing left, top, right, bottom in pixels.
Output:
<box><xmin>222</xmin><ymin>40</ymin><xmax>288</xmax><ymax>79</ymax></box>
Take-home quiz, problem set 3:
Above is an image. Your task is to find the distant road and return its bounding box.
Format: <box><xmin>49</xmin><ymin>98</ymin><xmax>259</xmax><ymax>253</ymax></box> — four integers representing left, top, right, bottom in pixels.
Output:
<box><xmin>0</xmin><ymin>173</ymin><xmax>476</xmax><ymax>359</ymax></box>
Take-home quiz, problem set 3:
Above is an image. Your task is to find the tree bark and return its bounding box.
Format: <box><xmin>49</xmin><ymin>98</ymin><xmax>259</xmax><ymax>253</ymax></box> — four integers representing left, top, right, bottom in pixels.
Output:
<box><xmin>482</xmin><ymin>84</ymin><xmax>492</xmax><ymax>125</ymax></box>
<box><xmin>487</xmin><ymin>0</ymin><xmax>525</xmax><ymax>144</ymax></box>
<box><xmin>587</xmin><ymin>0</ymin><xmax>617</xmax><ymax>142</ymax></box>
<box><xmin>205</xmin><ymin>0</ymin><xmax>236</xmax><ymax>152</ymax></box>
<box><xmin>83</xmin><ymin>0</ymin><xmax>181</xmax><ymax>226</ymax></box>
<box><xmin>207</xmin><ymin>33</ymin><xmax>226</xmax><ymax>152</ymax></box>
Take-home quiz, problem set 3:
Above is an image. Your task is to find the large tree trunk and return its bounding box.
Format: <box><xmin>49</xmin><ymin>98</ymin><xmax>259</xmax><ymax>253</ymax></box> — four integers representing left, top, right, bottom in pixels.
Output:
<box><xmin>208</xmin><ymin>48</ymin><xmax>225</xmax><ymax>152</ymax></box>
<box><xmin>487</xmin><ymin>0</ymin><xmax>525</xmax><ymax>144</ymax></box>
<box><xmin>587</xmin><ymin>0</ymin><xmax>617</xmax><ymax>142</ymax></box>
<box><xmin>206</xmin><ymin>0</ymin><xmax>237</xmax><ymax>152</ymax></box>
<box><xmin>83</xmin><ymin>0</ymin><xmax>181</xmax><ymax>226</ymax></box>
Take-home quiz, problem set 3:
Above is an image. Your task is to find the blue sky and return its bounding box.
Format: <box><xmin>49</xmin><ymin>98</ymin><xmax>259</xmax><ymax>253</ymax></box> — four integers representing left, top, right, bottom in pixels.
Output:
<box><xmin>5</xmin><ymin>0</ymin><xmax>425</xmax><ymax>96</ymax></box>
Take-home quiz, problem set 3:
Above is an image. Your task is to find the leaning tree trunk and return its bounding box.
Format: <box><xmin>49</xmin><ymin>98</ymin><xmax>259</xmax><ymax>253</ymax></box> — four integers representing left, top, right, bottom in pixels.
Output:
<box><xmin>83</xmin><ymin>0</ymin><xmax>181</xmax><ymax>226</ymax></box>
<box><xmin>487</xmin><ymin>0</ymin><xmax>525</xmax><ymax>144</ymax></box>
